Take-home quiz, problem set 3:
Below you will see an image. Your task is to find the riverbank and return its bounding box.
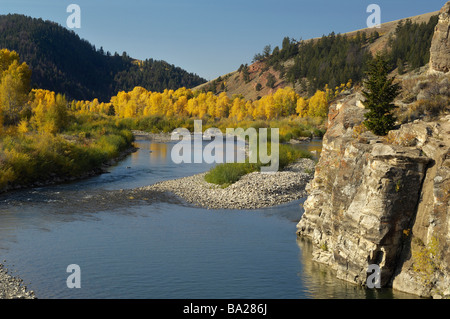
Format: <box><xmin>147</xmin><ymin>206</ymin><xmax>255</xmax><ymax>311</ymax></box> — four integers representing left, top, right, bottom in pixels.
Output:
<box><xmin>0</xmin><ymin>145</ymin><xmax>138</xmax><ymax>195</ymax></box>
<box><xmin>131</xmin><ymin>130</ymin><xmax>314</xmax><ymax>145</ymax></box>
<box><xmin>131</xmin><ymin>130</ymin><xmax>174</xmax><ymax>142</ymax></box>
<box><xmin>140</xmin><ymin>158</ymin><xmax>316</xmax><ymax>210</ymax></box>
<box><xmin>0</xmin><ymin>264</ymin><xmax>35</xmax><ymax>299</ymax></box>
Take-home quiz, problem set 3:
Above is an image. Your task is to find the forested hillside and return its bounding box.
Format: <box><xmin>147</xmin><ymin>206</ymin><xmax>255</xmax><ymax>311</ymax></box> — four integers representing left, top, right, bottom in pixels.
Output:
<box><xmin>197</xmin><ymin>12</ymin><xmax>439</xmax><ymax>101</ymax></box>
<box><xmin>0</xmin><ymin>14</ymin><xmax>206</xmax><ymax>102</ymax></box>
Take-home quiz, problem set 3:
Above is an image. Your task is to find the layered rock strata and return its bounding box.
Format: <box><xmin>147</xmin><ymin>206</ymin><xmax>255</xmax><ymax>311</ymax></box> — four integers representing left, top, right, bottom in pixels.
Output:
<box><xmin>296</xmin><ymin>92</ymin><xmax>450</xmax><ymax>298</ymax></box>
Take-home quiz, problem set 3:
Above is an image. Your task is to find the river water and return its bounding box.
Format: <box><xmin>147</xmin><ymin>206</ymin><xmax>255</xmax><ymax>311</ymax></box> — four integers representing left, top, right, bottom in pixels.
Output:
<box><xmin>0</xmin><ymin>138</ymin><xmax>416</xmax><ymax>299</ymax></box>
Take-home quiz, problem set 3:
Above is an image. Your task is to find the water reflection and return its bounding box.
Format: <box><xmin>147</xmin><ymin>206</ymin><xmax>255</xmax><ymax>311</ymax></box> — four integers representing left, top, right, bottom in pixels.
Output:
<box><xmin>131</xmin><ymin>141</ymin><xmax>169</xmax><ymax>165</ymax></box>
<box><xmin>291</xmin><ymin>139</ymin><xmax>323</xmax><ymax>160</ymax></box>
<box><xmin>296</xmin><ymin>238</ymin><xmax>420</xmax><ymax>299</ymax></box>
<box><xmin>149</xmin><ymin>143</ymin><xmax>169</xmax><ymax>162</ymax></box>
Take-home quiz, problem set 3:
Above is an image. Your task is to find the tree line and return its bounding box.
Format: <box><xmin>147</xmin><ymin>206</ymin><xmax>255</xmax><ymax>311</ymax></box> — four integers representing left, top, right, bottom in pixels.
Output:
<box><xmin>73</xmin><ymin>81</ymin><xmax>353</xmax><ymax>122</ymax></box>
<box><xmin>251</xmin><ymin>14</ymin><xmax>438</xmax><ymax>96</ymax></box>
<box><xmin>0</xmin><ymin>14</ymin><xmax>206</xmax><ymax>102</ymax></box>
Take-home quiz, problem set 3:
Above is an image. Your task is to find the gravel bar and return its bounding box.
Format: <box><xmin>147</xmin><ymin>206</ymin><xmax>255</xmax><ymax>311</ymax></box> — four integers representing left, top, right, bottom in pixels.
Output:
<box><xmin>0</xmin><ymin>264</ymin><xmax>36</xmax><ymax>299</ymax></box>
<box><xmin>140</xmin><ymin>158</ymin><xmax>316</xmax><ymax>210</ymax></box>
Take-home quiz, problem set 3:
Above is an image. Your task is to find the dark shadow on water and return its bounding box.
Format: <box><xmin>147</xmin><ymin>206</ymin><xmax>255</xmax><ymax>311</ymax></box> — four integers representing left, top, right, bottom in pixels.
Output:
<box><xmin>295</xmin><ymin>237</ymin><xmax>421</xmax><ymax>299</ymax></box>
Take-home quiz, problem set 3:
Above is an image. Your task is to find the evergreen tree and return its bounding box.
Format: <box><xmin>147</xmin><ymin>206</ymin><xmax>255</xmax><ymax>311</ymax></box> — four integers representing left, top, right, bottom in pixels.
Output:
<box><xmin>266</xmin><ymin>73</ymin><xmax>276</xmax><ymax>89</ymax></box>
<box><xmin>362</xmin><ymin>53</ymin><xmax>401</xmax><ymax>136</ymax></box>
<box><xmin>0</xmin><ymin>14</ymin><xmax>206</xmax><ymax>102</ymax></box>
<box><xmin>242</xmin><ymin>64</ymin><xmax>250</xmax><ymax>83</ymax></box>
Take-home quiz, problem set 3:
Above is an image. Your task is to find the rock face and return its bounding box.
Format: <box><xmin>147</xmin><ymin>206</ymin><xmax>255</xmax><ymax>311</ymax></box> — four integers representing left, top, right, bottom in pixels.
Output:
<box><xmin>430</xmin><ymin>1</ymin><xmax>450</xmax><ymax>73</ymax></box>
<box><xmin>296</xmin><ymin>92</ymin><xmax>450</xmax><ymax>298</ymax></box>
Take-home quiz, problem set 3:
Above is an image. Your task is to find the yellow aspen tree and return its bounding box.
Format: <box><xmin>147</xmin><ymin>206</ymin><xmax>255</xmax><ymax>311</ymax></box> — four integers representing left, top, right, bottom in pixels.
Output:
<box><xmin>29</xmin><ymin>90</ymin><xmax>68</xmax><ymax>134</ymax></box>
<box><xmin>229</xmin><ymin>97</ymin><xmax>242</xmax><ymax>119</ymax></box>
<box><xmin>196</xmin><ymin>93</ymin><xmax>208</xmax><ymax>119</ymax></box>
<box><xmin>17</xmin><ymin>118</ymin><xmax>29</xmax><ymax>134</ymax></box>
<box><xmin>307</xmin><ymin>90</ymin><xmax>328</xmax><ymax>117</ymax></box>
<box><xmin>230</xmin><ymin>98</ymin><xmax>246</xmax><ymax>121</ymax></box>
<box><xmin>205</xmin><ymin>92</ymin><xmax>217</xmax><ymax>118</ymax></box>
<box><xmin>0</xmin><ymin>49</ymin><xmax>20</xmax><ymax>74</ymax></box>
<box><xmin>346</xmin><ymin>79</ymin><xmax>353</xmax><ymax>89</ymax></box>
<box><xmin>242</xmin><ymin>100</ymin><xmax>253</xmax><ymax>120</ymax></box>
<box><xmin>112</xmin><ymin>91</ymin><xmax>130</xmax><ymax>118</ymax></box>
<box><xmin>263</xmin><ymin>95</ymin><xmax>277</xmax><ymax>120</ymax></box>
<box><xmin>215</xmin><ymin>92</ymin><xmax>230</xmax><ymax>118</ymax></box>
<box><xmin>186</xmin><ymin>97</ymin><xmax>199</xmax><ymax>117</ymax></box>
<box><xmin>90</xmin><ymin>98</ymin><xmax>100</xmax><ymax>113</ymax></box>
<box><xmin>0</xmin><ymin>60</ymin><xmax>31</xmax><ymax>125</ymax></box>
<box><xmin>145</xmin><ymin>92</ymin><xmax>162</xmax><ymax>116</ymax></box>
<box><xmin>174</xmin><ymin>95</ymin><xmax>188</xmax><ymax>116</ymax></box>
<box><xmin>296</xmin><ymin>97</ymin><xmax>309</xmax><ymax>117</ymax></box>
<box><xmin>124</xmin><ymin>99</ymin><xmax>137</xmax><ymax>118</ymax></box>
<box><xmin>273</xmin><ymin>87</ymin><xmax>297</xmax><ymax>117</ymax></box>
<box><xmin>130</xmin><ymin>86</ymin><xmax>148</xmax><ymax>116</ymax></box>
<box><xmin>253</xmin><ymin>99</ymin><xmax>266</xmax><ymax>120</ymax></box>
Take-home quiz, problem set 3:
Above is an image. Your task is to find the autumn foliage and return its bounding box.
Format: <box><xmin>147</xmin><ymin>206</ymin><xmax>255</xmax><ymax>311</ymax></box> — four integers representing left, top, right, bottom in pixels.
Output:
<box><xmin>70</xmin><ymin>83</ymin><xmax>351</xmax><ymax>121</ymax></box>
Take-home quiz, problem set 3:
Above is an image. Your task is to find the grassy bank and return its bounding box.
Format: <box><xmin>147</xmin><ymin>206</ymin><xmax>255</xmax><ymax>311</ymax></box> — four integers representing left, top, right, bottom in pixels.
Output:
<box><xmin>204</xmin><ymin>144</ymin><xmax>313</xmax><ymax>188</ymax></box>
<box><xmin>0</xmin><ymin>114</ymin><xmax>134</xmax><ymax>191</ymax></box>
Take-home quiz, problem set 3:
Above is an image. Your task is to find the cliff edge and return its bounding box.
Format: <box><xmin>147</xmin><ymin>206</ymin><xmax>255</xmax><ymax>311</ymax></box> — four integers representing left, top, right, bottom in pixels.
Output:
<box><xmin>296</xmin><ymin>1</ymin><xmax>450</xmax><ymax>299</ymax></box>
<box><xmin>430</xmin><ymin>2</ymin><xmax>450</xmax><ymax>73</ymax></box>
<box><xmin>296</xmin><ymin>92</ymin><xmax>449</xmax><ymax>298</ymax></box>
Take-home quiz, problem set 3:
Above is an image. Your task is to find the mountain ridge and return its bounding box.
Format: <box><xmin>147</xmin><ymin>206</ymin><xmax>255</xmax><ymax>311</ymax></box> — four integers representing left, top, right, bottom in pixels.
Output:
<box><xmin>194</xmin><ymin>10</ymin><xmax>440</xmax><ymax>101</ymax></box>
<box><xmin>0</xmin><ymin>14</ymin><xmax>206</xmax><ymax>102</ymax></box>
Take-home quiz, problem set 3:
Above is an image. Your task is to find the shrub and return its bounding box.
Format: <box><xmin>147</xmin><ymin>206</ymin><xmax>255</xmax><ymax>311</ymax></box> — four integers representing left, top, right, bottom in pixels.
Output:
<box><xmin>204</xmin><ymin>162</ymin><xmax>260</xmax><ymax>187</ymax></box>
<box><xmin>412</xmin><ymin>236</ymin><xmax>442</xmax><ymax>289</ymax></box>
<box><xmin>0</xmin><ymin>115</ymin><xmax>135</xmax><ymax>189</ymax></box>
<box><xmin>204</xmin><ymin>143</ymin><xmax>312</xmax><ymax>187</ymax></box>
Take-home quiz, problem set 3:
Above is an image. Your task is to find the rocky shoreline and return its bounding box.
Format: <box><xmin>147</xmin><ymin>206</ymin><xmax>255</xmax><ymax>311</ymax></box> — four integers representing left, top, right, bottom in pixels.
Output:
<box><xmin>0</xmin><ymin>264</ymin><xmax>35</xmax><ymax>299</ymax></box>
<box><xmin>131</xmin><ymin>130</ymin><xmax>174</xmax><ymax>142</ymax></box>
<box><xmin>140</xmin><ymin>158</ymin><xmax>316</xmax><ymax>210</ymax></box>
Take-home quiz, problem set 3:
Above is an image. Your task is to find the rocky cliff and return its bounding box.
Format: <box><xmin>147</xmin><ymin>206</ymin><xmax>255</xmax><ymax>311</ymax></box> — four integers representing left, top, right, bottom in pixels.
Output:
<box><xmin>430</xmin><ymin>2</ymin><xmax>450</xmax><ymax>73</ymax></box>
<box><xmin>296</xmin><ymin>90</ymin><xmax>449</xmax><ymax>298</ymax></box>
<box><xmin>297</xmin><ymin>3</ymin><xmax>450</xmax><ymax>297</ymax></box>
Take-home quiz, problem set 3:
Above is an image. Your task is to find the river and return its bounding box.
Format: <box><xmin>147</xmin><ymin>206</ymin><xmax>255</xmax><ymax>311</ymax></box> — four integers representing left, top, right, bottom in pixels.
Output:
<box><xmin>0</xmin><ymin>137</ymin><xmax>416</xmax><ymax>299</ymax></box>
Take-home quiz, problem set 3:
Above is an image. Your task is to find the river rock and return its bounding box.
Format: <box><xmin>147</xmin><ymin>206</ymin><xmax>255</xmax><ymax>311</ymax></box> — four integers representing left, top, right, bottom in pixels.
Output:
<box><xmin>140</xmin><ymin>158</ymin><xmax>316</xmax><ymax>210</ymax></box>
<box><xmin>0</xmin><ymin>264</ymin><xmax>35</xmax><ymax>299</ymax></box>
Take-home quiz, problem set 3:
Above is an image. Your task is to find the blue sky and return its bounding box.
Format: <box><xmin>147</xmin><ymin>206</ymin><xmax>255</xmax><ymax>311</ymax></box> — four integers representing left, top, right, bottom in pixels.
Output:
<box><xmin>0</xmin><ymin>0</ymin><xmax>445</xmax><ymax>80</ymax></box>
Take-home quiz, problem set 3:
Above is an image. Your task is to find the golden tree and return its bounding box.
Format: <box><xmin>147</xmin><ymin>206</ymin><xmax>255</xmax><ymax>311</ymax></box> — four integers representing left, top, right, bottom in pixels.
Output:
<box><xmin>0</xmin><ymin>55</ymin><xmax>31</xmax><ymax>125</ymax></box>
<box><xmin>29</xmin><ymin>89</ymin><xmax>68</xmax><ymax>134</ymax></box>
<box><xmin>296</xmin><ymin>97</ymin><xmax>309</xmax><ymax>117</ymax></box>
<box><xmin>307</xmin><ymin>90</ymin><xmax>328</xmax><ymax>117</ymax></box>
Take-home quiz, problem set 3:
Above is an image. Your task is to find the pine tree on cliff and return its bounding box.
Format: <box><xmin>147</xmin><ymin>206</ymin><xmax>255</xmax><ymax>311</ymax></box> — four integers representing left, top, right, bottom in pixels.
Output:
<box><xmin>362</xmin><ymin>53</ymin><xmax>401</xmax><ymax>136</ymax></box>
